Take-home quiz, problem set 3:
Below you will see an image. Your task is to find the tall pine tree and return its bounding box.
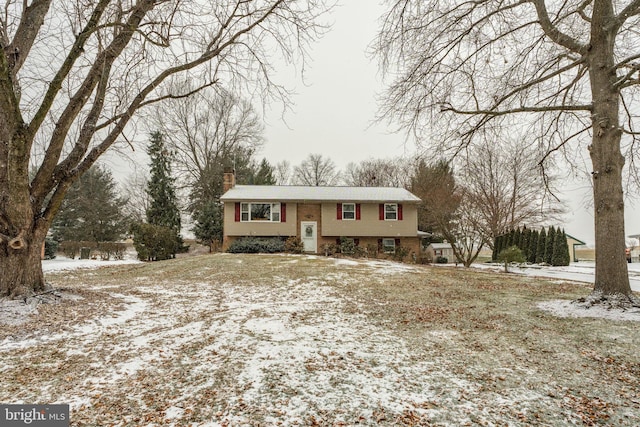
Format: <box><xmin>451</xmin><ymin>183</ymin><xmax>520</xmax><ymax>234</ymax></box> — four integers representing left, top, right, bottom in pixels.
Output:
<box><xmin>528</xmin><ymin>230</ymin><xmax>539</xmax><ymax>263</ymax></box>
<box><xmin>544</xmin><ymin>226</ymin><xmax>556</xmax><ymax>265</ymax></box>
<box><xmin>142</xmin><ymin>131</ymin><xmax>184</xmax><ymax>258</ymax></box>
<box><xmin>535</xmin><ymin>228</ymin><xmax>546</xmax><ymax>264</ymax></box>
<box><xmin>146</xmin><ymin>131</ymin><xmax>181</xmax><ymax>231</ymax></box>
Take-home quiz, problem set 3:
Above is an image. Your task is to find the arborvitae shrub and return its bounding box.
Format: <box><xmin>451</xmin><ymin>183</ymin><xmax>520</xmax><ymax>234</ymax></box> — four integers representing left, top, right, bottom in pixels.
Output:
<box><xmin>536</xmin><ymin>228</ymin><xmax>546</xmax><ymax>263</ymax></box>
<box><xmin>544</xmin><ymin>226</ymin><xmax>556</xmax><ymax>264</ymax></box>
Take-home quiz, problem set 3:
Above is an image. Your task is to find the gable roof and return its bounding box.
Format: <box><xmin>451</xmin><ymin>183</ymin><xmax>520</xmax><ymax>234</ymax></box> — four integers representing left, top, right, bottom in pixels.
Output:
<box><xmin>220</xmin><ymin>185</ymin><xmax>421</xmax><ymax>203</ymax></box>
<box><xmin>428</xmin><ymin>243</ymin><xmax>453</xmax><ymax>250</ymax></box>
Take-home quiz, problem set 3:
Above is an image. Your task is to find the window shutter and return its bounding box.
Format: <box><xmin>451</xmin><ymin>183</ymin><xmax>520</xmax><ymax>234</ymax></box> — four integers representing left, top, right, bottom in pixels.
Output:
<box><xmin>337</xmin><ymin>203</ymin><xmax>342</xmax><ymax>220</ymax></box>
<box><xmin>379</xmin><ymin>204</ymin><xmax>384</xmax><ymax>220</ymax></box>
<box><xmin>235</xmin><ymin>203</ymin><xmax>240</xmax><ymax>222</ymax></box>
<box><xmin>395</xmin><ymin>238</ymin><xmax>401</xmax><ymax>247</ymax></box>
<box><xmin>398</xmin><ymin>204</ymin><xmax>403</xmax><ymax>220</ymax></box>
<box><xmin>377</xmin><ymin>239</ymin><xmax>383</xmax><ymax>251</ymax></box>
<box><xmin>356</xmin><ymin>204</ymin><xmax>361</xmax><ymax>220</ymax></box>
<box><xmin>281</xmin><ymin>203</ymin><xmax>286</xmax><ymax>222</ymax></box>
<box><xmin>354</xmin><ymin>238</ymin><xmax>360</xmax><ymax>246</ymax></box>
<box><xmin>336</xmin><ymin>238</ymin><xmax>341</xmax><ymax>245</ymax></box>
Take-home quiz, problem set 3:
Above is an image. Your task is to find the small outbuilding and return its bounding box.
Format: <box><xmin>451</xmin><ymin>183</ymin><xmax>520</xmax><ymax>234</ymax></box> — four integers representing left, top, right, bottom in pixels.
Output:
<box><xmin>425</xmin><ymin>242</ymin><xmax>455</xmax><ymax>263</ymax></box>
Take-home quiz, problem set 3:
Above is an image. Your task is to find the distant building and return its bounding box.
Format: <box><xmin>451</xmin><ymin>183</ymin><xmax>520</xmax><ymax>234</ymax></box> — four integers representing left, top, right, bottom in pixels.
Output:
<box><xmin>566</xmin><ymin>234</ymin><xmax>586</xmax><ymax>263</ymax></box>
<box><xmin>425</xmin><ymin>242</ymin><xmax>455</xmax><ymax>263</ymax></box>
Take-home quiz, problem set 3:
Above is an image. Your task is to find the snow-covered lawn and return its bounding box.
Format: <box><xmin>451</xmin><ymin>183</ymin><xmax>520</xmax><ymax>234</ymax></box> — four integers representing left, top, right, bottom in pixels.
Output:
<box><xmin>472</xmin><ymin>261</ymin><xmax>640</xmax><ymax>292</ymax></box>
<box><xmin>1</xmin><ymin>254</ymin><xmax>639</xmax><ymax>425</ymax></box>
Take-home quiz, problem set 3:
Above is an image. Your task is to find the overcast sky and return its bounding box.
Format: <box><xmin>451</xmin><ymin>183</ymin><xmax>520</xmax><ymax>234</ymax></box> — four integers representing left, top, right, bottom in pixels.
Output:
<box><xmin>260</xmin><ymin>2</ymin><xmax>412</xmax><ymax>169</ymax></box>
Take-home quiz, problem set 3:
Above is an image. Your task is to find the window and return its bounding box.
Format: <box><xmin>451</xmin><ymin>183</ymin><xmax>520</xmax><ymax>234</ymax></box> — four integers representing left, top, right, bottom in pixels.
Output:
<box><xmin>382</xmin><ymin>238</ymin><xmax>396</xmax><ymax>253</ymax></box>
<box><xmin>342</xmin><ymin>203</ymin><xmax>355</xmax><ymax>220</ymax></box>
<box><xmin>240</xmin><ymin>203</ymin><xmax>281</xmax><ymax>222</ymax></box>
<box><xmin>384</xmin><ymin>203</ymin><xmax>397</xmax><ymax>220</ymax></box>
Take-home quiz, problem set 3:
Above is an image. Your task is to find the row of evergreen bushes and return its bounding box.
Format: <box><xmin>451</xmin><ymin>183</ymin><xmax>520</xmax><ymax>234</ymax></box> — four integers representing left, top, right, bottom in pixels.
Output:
<box><xmin>493</xmin><ymin>226</ymin><xmax>571</xmax><ymax>266</ymax></box>
<box><xmin>227</xmin><ymin>236</ymin><xmax>412</xmax><ymax>262</ymax></box>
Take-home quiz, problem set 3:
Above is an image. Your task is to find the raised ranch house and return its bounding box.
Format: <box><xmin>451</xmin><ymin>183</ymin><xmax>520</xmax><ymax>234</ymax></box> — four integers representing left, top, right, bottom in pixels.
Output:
<box><xmin>220</xmin><ymin>171</ymin><xmax>422</xmax><ymax>255</ymax></box>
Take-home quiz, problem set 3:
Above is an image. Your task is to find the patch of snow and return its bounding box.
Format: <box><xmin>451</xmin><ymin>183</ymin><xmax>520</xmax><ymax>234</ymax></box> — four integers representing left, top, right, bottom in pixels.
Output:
<box><xmin>473</xmin><ymin>262</ymin><xmax>640</xmax><ymax>292</ymax></box>
<box><xmin>538</xmin><ymin>300</ymin><xmax>640</xmax><ymax>322</ymax></box>
<box><xmin>42</xmin><ymin>256</ymin><xmax>140</xmax><ymax>273</ymax></box>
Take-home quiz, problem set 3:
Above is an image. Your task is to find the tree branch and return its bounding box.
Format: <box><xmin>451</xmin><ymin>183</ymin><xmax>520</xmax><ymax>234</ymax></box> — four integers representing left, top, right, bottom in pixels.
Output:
<box><xmin>531</xmin><ymin>0</ymin><xmax>588</xmax><ymax>54</ymax></box>
<box><xmin>5</xmin><ymin>0</ymin><xmax>52</xmax><ymax>76</ymax></box>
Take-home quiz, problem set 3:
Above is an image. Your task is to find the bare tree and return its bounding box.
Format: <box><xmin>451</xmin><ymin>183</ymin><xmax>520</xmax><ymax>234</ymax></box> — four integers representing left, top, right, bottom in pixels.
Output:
<box><xmin>376</xmin><ymin>0</ymin><xmax>640</xmax><ymax>300</ymax></box>
<box><xmin>343</xmin><ymin>157</ymin><xmax>410</xmax><ymax>187</ymax></box>
<box><xmin>275</xmin><ymin>160</ymin><xmax>292</xmax><ymax>185</ymax></box>
<box><xmin>441</xmin><ymin>190</ymin><xmax>486</xmax><ymax>268</ymax></box>
<box><xmin>462</xmin><ymin>139</ymin><xmax>565</xmax><ymax>248</ymax></box>
<box><xmin>121</xmin><ymin>171</ymin><xmax>150</xmax><ymax>224</ymax></box>
<box><xmin>0</xmin><ymin>0</ymin><xmax>331</xmax><ymax>296</ymax></box>
<box><xmin>150</xmin><ymin>83</ymin><xmax>264</xmax><ymax>211</ymax></box>
<box><xmin>292</xmin><ymin>154</ymin><xmax>340</xmax><ymax>186</ymax></box>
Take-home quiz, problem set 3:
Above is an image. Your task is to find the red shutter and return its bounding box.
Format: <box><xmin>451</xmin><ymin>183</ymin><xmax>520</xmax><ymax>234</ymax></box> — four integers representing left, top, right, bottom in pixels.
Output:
<box><xmin>281</xmin><ymin>203</ymin><xmax>286</xmax><ymax>222</ymax></box>
<box><xmin>356</xmin><ymin>204</ymin><xmax>361</xmax><ymax>220</ymax></box>
<box><xmin>337</xmin><ymin>203</ymin><xmax>342</xmax><ymax>220</ymax></box>
<box><xmin>354</xmin><ymin>238</ymin><xmax>360</xmax><ymax>246</ymax></box>
<box><xmin>379</xmin><ymin>204</ymin><xmax>384</xmax><ymax>220</ymax></box>
<box><xmin>395</xmin><ymin>238</ymin><xmax>401</xmax><ymax>247</ymax></box>
<box><xmin>398</xmin><ymin>204</ymin><xmax>403</xmax><ymax>221</ymax></box>
<box><xmin>235</xmin><ymin>203</ymin><xmax>240</xmax><ymax>222</ymax></box>
<box><xmin>377</xmin><ymin>239</ymin><xmax>383</xmax><ymax>251</ymax></box>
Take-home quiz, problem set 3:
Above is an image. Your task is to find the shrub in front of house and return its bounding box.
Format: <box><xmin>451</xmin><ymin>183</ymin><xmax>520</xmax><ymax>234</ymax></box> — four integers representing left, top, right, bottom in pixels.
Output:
<box><xmin>366</xmin><ymin>243</ymin><xmax>379</xmax><ymax>258</ymax></box>
<box><xmin>436</xmin><ymin>256</ymin><xmax>448</xmax><ymax>264</ymax></box>
<box><xmin>322</xmin><ymin>243</ymin><xmax>339</xmax><ymax>256</ymax></box>
<box><xmin>393</xmin><ymin>246</ymin><xmax>409</xmax><ymax>262</ymax></box>
<box><xmin>227</xmin><ymin>237</ymin><xmax>285</xmax><ymax>254</ymax></box>
<box><xmin>284</xmin><ymin>236</ymin><xmax>304</xmax><ymax>254</ymax></box>
<box><xmin>339</xmin><ymin>237</ymin><xmax>355</xmax><ymax>255</ymax></box>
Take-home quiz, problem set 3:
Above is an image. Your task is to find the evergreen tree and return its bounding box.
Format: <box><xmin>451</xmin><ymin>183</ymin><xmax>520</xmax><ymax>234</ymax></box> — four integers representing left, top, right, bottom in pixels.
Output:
<box><xmin>513</xmin><ymin>228</ymin><xmax>522</xmax><ymax>252</ymax></box>
<box><xmin>544</xmin><ymin>226</ymin><xmax>556</xmax><ymax>264</ymax></box>
<box><xmin>146</xmin><ymin>131</ymin><xmax>181</xmax><ymax>231</ymax></box>
<box><xmin>528</xmin><ymin>230</ymin><xmax>539</xmax><ymax>263</ymax></box>
<box><xmin>52</xmin><ymin>164</ymin><xmax>128</xmax><ymax>243</ymax></box>
<box><xmin>143</xmin><ymin>131</ymin><xmax>184</xmax><ymax>258</ymax></box>
<box><xmin>192</xmin><ymin>200</ymin><xmax>224</xmax><ymax>252</ymax></box>
<box><xmin>492</xmin><ymin>235</ymin><xmax>501</xmax><ymax>261</ymax></box>
<box><xmin>535</xmin><ymin>228</ymin><xmax>546</xmax><ymax>263</ymax></box>
<box><xmin>520</xmin><ymin>227</ymin><xmax>530</xmax><ymax>259</ymax></box>
<box><xmin>249</xmin><ymin>158</ymin><xmax>277</xmax><ymax>185</ymax></box>
<box><xmin>552</xmin><ymin>229</ymin><xmax>571</xmax><ymax>266</ymax></box>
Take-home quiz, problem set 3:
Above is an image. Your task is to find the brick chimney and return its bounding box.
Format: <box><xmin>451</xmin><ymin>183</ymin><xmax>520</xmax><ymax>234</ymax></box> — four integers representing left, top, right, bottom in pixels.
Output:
<box><xmin>223</xmin><ymin>168</ymin><xmax>236</xmax><ymax>193</ymax></box>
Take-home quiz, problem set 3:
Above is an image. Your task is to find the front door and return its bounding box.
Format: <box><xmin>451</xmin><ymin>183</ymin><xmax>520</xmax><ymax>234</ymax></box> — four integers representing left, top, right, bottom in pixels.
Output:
<box><xmin>301</xmin><ymin>221</ymin><xmax>317</xmax><ymax>253</ymax></box>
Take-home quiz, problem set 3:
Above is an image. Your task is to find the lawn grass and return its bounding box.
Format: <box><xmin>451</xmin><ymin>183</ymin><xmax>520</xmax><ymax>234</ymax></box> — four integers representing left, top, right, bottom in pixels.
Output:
<box><xmin>1</xmin><ymin>253</ymin><xmax>639</xmax><ymax>426</ymax></box>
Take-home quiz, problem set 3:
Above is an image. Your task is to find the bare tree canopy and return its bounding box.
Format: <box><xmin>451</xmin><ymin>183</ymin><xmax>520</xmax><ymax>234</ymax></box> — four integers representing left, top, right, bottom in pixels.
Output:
<box><xmin>462</xmin><ymin>139</ymin><xmax>565</xmax><ymax>247</ymax></box>
<box><xmin>150</xmin><ymin>83</ymin><xmax>264</xmax><ymax>211</ymax></box>
<box><xmin>292</xmin><ymin>153</ymin><xmax>340</xmax><ymax>186</ymax></box>
<box><xmin>0</xmin><ymin>0</ymin><xmax>332</xmax><ymax>296</ymax></box>
<box><xmin>343</xmin><ymin>157</ymin><xmax>410</xmax><ymax>187</ymax></box>
<box><xmin>375</xmin><ymin>0</ymin><xmax>640</xmax><ymax>299</ymax></box>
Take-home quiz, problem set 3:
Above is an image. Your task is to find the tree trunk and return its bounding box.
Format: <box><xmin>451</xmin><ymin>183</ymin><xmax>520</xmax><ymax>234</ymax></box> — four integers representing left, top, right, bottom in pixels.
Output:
<box><xmin>588</xmin><ymin>1</ymin><xmax>632</xmax><ymax>297</ymax></box>
<box><xmin>0</xmin><ymin>228</ymin><xmax>46</xmax><ymax>297</ymax></box>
